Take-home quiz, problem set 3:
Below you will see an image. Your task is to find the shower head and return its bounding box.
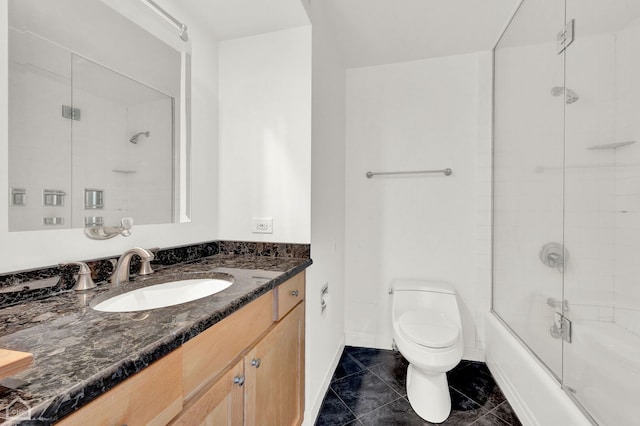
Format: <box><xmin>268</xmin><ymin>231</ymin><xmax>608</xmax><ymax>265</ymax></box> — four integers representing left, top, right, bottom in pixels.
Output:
<box><xmin>565</xmin><ymin>88</ymin><xmax>579</xmax><ymax>104</ymax></box>
<box><xmin>551</xmin><ymin>86</ymin><xmax>579</xmax><ymax>104</ymax></box>
<box><xmin>129</xmin><ymin>131</ymin><xmax>150</xmax><ymax>144</ymax></box>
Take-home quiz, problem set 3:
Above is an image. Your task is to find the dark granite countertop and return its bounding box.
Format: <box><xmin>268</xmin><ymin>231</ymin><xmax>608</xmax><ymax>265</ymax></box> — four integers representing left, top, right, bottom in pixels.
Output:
<box><xmin>0</xmin><ymin>254</ymin><xmax>312</xmax><ymax>425</ymax></box>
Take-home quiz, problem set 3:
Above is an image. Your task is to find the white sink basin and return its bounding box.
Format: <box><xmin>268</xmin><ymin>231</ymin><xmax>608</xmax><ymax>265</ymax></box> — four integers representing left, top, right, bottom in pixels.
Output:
<box><xmin>92</xmin><ymin>278</ymin><xmax>233</xmax><ymax>312</ymax></box>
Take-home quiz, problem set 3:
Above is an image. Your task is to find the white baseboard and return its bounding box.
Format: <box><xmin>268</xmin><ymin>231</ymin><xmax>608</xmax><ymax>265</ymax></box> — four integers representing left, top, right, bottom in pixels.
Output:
<box><xmin>302</xmin><ymin>336</ymin><xmax>346</xmax><ymax>426</ymax></box>
<box><xmin>462</xmin><ymin>347</ymin><xmax>484</xmax><ymax>362</ymax></box>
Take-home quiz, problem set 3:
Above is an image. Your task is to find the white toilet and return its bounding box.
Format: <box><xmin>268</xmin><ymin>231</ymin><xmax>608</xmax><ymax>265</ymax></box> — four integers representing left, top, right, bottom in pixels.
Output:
<box><xmin>391</xmin><ymin>280</ymin><xmax>463</xmax><ymax>423</ymax></box>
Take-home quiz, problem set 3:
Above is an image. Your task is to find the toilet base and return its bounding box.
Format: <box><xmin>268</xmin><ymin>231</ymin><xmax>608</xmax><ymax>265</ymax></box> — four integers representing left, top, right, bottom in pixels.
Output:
<box><xmin>406</xmin><ymin>364</ymin><xmax>451</xmax><ymax>423</ymax></box>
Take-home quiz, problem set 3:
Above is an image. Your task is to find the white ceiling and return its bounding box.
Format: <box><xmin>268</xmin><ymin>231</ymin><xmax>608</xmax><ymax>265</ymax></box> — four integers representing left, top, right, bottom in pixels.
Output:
<box><xmin>175</xmin><ymin>0</ymin><xmax>311</xmax><ymax>41</ymax></box>
<box><xmin>171</xmin><ymin>0</ymin><xmax>519</xmax><ymax>68</ymax></box>
<box><xmin>320</xmin><ymin>0</ymin><xmax>519</xmax><ymax>68</ymax></box>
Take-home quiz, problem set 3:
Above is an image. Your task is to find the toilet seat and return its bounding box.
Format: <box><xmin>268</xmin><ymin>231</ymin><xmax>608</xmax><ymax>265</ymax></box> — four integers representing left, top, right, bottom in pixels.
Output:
<box><xmin>399</xmin><ymin>310</ymin><xmax>459</xmax><ymax>349</ymax></box>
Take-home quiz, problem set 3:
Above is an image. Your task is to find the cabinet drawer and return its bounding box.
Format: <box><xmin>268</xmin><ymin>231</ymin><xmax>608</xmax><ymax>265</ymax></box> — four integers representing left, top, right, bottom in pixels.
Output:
<box><xmin>274</xmin><ymin>272</ymin><xmax>305</xmax><ymax>320</ymax></box>
<box><xmin>182</xmin><ymin>290</ymin><xmax>273</xmax><ymax>399</ymax></box>
<box><xmin>58</xmin><ymin>349</ymin><xmax>183</xmax><ymax>426</ymax></box>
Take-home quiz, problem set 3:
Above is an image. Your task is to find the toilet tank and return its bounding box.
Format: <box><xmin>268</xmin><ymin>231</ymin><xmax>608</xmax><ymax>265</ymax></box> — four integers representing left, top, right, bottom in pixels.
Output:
<box><xmin>391</xmin><ymin>280</ymin><xmax>461</xmax><ymax>327</ymax></box>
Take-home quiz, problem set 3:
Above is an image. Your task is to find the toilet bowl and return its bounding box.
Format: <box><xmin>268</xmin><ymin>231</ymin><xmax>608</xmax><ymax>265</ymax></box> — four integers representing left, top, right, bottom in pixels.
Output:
<box><xmin>391</xmin><ymin>280</ymin><xmax>463</xmax><ymax>423</ymax></box>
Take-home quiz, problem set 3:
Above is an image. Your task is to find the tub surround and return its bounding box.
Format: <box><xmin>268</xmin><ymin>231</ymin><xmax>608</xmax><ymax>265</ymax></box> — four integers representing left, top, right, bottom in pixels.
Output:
<box><xmin>0</xmin><ymin>243</ymin><xmax>311</xmax><ymax>424</ymax></box>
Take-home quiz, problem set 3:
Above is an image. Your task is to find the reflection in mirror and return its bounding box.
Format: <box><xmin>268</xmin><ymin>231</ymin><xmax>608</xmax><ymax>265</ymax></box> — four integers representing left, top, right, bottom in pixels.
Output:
<box><xmin>7</xmin><ymin>0</ymin><xmax>191</xmax><ymax>232</ymax></box>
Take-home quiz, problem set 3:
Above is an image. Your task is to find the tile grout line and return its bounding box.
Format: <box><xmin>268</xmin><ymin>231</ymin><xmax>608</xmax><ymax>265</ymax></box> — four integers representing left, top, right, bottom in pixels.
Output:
<box><xmin>449</xmin><ymin>382</ymin><xmax>489</xmax><ymax>409</ymax></box>
<box><xmin>449</xmin><ymin>387</ymin><xmax>491</xmax><ymax>417</ymax></box>
<box><xmin>331</xmin><ymin>370</ymin><xmax>362</xmax><ymax>384</ymax></box>
<box><xmin>353</xmin><ymin>395</ymin><xmax>407</xmax><ymax>422</ymax></box>
<box><xmin>322</xmin><ymin>350</ymin><xmax>520</xmax><ymax>426</ymax></box>
<box><xmin>332</xmin><ymin>366</ymin><xmax>402</xmax><ymax>422</ymax></box>
<box><xmin>331</xmin><ymin>352</ymin><xmax>368</xmax><ymax>384</ymax></box>
<box><xmin>366</xmin><ymin>365</ymin><xmax>406</xmax><ymax>399</ymax></box>
<box><xmin>327</xmin><ymin>386</ymin><xmax>361</xmax><ymax>425</ymax></box>
<box><xmin>333</xmin><ymin>358</ymin><xmax>404</xmax><ymax>423</ymax></box>
<box><xmin>486</xmin><ymin>401</ymin><xmax>517</xmax><ymax>426</ymax></box>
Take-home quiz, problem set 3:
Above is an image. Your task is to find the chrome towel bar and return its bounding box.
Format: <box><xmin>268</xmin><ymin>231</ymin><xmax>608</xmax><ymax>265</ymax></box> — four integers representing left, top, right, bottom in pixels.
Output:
<box><xmin>366</xmin><ymin>168</ymin><xmax>452</xmax><ymax>178</ymax></box>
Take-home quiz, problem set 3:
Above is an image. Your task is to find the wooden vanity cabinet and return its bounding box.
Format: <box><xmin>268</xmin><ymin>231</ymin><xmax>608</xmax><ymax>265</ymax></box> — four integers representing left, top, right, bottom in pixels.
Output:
<box><xmin>57</xmin><ymin>349</ymin><xmax>184</xmax><ymax>426</ymax></box>
<box><xmin>175</xmin><ymin>302</ymin><xmax>305</xmax><ymax>426</ymax></box>
<box><xmin>57</xmin><ymin>272</ymin><xmax>305</xmax><ymax>426</ymax></box>
<box><xmin>178</xmin><ymin>271</ymin><xmax>305</xmax><ymax>426</ymax></box>
<box><xmin>169</xmin><ymin>359</ymin><xmax>244</xmax><ymax>426</ymax></box>
<box><xmin>182</xmin><ymin>290</ymin><xmax>274</xmax><ymax>399</ymax></box>
<box><xmin>244</xmin><ymin>302</ymin><xmax>305</xmax><ymax>426</ymax></box>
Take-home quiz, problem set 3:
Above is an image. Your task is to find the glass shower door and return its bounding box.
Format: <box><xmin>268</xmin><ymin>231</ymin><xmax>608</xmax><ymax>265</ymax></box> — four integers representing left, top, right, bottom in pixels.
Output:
<box><xmin>492</xmin><ymin>0</ymin><xmax>566</xmax><ymax>378</ymax></box>
<box><xmin>562</xmin><ymin>1</ymin><xmax>640</xmax><ymax>424</ymax></box>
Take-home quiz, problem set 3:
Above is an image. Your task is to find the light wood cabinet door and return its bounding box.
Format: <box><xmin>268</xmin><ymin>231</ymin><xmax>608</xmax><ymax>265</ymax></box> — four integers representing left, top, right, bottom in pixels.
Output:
<box><xmin>244</xmin><ymin>302</ymin><xmax>305</xmax><ymax>426</ymax></box>
<box><xmin>182</xmin><ymin>290</ymin><xmax>273</xmax><ymax>399</ymax></box>
<box><xmin>170</xmin><ymin>359</ymin><xmax>244</xmax><ymax>426</ymax></box>
<box><xmin>57</xmin><ymin>349</ymin><xmax>183</xmax><ymax>426</ymax></box>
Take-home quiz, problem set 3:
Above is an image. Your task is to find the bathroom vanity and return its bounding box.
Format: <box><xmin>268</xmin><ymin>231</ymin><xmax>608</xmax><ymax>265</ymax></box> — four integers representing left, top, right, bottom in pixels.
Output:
<box><xmin>0</xmin><ymin>249</ymin><xmax>310</xmax><ymax>425</ymax></box>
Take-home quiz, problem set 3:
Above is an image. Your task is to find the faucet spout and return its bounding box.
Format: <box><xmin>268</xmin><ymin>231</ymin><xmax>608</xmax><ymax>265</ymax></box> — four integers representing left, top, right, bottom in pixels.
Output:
<box><xmin>111</xmin><ymin>247</ymin><xmax>155</xmax><ymax>286</ymax></box>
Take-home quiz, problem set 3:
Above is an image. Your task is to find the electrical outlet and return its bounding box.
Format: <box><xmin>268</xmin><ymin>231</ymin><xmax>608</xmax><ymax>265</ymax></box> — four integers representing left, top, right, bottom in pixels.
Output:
<box><xmin>252</xmin><ymin>218</ymin><xmax>273</xmax><ymax>234</ymax></box>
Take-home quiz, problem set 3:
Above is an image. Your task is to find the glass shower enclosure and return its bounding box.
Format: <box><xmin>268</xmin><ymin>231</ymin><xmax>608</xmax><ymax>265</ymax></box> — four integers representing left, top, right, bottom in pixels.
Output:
<box><xmin>493</xmin><ymin>0</ymin><xmax>640</xmax><ymax>424</ymax></box>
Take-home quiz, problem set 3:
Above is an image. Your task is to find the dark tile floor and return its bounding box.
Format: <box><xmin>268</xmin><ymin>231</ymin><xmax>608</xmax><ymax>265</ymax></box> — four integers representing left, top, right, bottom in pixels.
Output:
<box><xmin>315</xmin><ymin>346</ymin><xmax>522</xmax><ymax>426</ymax></box>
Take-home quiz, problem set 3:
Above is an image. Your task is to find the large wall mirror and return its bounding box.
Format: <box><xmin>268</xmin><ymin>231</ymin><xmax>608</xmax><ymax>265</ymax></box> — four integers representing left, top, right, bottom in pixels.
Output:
<box><xmin>7</xmin><ymin>0</ymin><xmax>191</xmax><ymax>232</ymax></box>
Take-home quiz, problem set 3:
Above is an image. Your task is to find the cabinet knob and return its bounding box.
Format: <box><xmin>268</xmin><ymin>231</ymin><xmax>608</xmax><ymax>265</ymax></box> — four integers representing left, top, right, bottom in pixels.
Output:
<box><xmin>290</xmin><ymin>290</ymin><xmax>299</xmax><ymax>297</ymax></box>
<box><xmin>233</xmin><ymin>375</ymin><xmax>245</xmax><ymax>386</ymax></box>
<box><xmin>251</xmin><ymin>358</ymin><xmax>261</xmax><ymax>368</ymax></box>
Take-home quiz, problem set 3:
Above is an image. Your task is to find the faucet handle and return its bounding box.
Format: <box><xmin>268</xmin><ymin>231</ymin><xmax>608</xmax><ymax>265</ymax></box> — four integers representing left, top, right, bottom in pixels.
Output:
<box><xmin>138</xmin><ymin>258</ymin><xmax>154</xmax><ymax>276</ymax></box>
<box><xmin>59</xmin><ymin>261</ymin><xmax>97</xmax><ymax>291</ymax></box>
<box><xmin>120</xmin><ymin>217</ymin><xmax>134</xmax><ymax>237</ymax></box>
<box><xmin>132</xmin><ymin>247</ymin><xmax>154</xmax><ymax>276</ymax></box>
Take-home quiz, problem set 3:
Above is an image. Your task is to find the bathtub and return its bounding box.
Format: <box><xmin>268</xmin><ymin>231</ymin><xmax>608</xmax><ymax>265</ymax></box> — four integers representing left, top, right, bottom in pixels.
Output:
<box><xmin>562</xmin><ymin>319</ymin><xmax>640</xmax><ymax>425</ymax></box>
<box><xmin>485</xmin><ymin>313</ymin><xmax>590</xmax><ymax>426</ymax></box>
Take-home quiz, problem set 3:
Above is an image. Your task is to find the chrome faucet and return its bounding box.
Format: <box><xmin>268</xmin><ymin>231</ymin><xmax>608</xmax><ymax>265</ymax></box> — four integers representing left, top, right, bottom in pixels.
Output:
<box><xmin>110</xmin><ymin>247</ymin><xmax>155</xmax><ymax>286</ymax></box>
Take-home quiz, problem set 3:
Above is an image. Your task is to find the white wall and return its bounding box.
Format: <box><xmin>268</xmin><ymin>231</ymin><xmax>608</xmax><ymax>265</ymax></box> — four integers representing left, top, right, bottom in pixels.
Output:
<box><xmin>0</xmin><ymin>0</ymin><xmax>219</xmax><ymax>272</ymax></box>
<box><xmin>613</xmin><ymin>17</ymin><xmax>640</xmax><ymax>337</ymax></box>
<box><xmin>7</xmin><ymin>32</ymin><xmax>72</xmax><ymax>231</ymax></box>
<box><xmin>217</xmin><ymin>27</ymin><xmax>312</xmax><ymax>244</ymax></box>
<box><xmin>344</xmin><ymin>53</ymin><xmax>491</xmax><ymax>360</ymax></box>
<box><xmin>304</xmin><ymin>1</ymin><xmax>346</xmax><ymax>423</ymax></box>
<box><xmin>564</xmin><ymin>33</ymin><xmax>617</xmax><ymax>324</ymax></box>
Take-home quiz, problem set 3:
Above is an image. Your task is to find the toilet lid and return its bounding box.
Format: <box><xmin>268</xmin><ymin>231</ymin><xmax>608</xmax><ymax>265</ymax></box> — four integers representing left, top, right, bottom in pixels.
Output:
<box><xmin>399</xmin><ymin>310</ymin><xmax>459</xmax><ymax>349</ymax></box>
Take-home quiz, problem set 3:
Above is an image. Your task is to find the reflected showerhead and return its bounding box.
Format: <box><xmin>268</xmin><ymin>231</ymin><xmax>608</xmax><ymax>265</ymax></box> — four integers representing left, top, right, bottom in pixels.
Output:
<box><xmin>551</xmin><ymin>86</ymin><xmax>579</xmax><ymax>104</ymax></box>
<box><xmin>550</xmin><ymin>86</ymin><xmax>564</xmax><ymax>96</ymax></box>
<box><xmin>129</xmin><ymin>131</ymin><xmax>150</xmax><ymax>144</ymax></box>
